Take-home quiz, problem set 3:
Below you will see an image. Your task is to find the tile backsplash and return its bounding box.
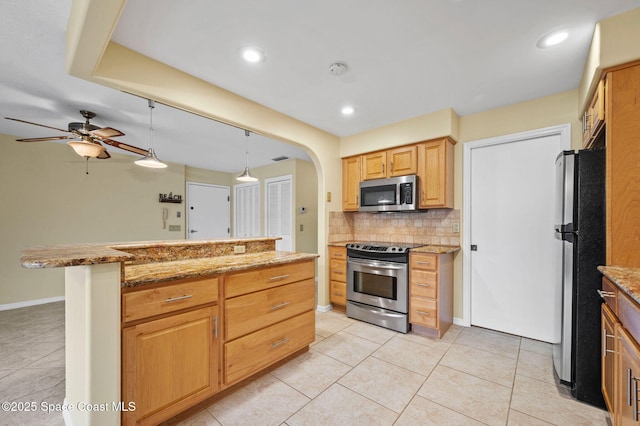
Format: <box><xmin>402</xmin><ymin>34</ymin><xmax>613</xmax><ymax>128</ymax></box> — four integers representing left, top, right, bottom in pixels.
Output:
<box><xmin>329</xmin><ymin>209</ymin><xmax>460</xmax><ymax>246</ymax></box>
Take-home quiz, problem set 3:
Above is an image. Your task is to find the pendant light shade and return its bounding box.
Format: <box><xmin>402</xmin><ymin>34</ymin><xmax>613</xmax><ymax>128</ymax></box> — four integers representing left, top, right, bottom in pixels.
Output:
<box><xmin>135</xmin><ymin>99</ymin><xmax>167</xmax><ymax>169</ymax></box>
<box><xmin>237</xmin><ymin>130</ymin><xmax>257</xmax><ymax>182</ymax></box>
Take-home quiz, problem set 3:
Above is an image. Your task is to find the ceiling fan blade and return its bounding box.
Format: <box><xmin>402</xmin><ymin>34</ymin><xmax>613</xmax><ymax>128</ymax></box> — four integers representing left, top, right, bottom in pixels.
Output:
<box><xmin>90</xmin><ymin>127</ymin><xmax>125</xmax><ymax>139</ymax></box>
<box><xmin>5</xmin><ymin>117</ymin><xmax>69</xmax><ymax>133</ymax></box>
<box><xmin>102</xmin><ymin>139</ymin><xmax>148</xmax><ymax>156</ymax></box>
<box><xmin>16</xmin><ymin>135</ymin><xmax>71</xmax><ymax>142</ymax></box>
<box><xmin>96</xmin><ymin>150</ymin><xmax>111</xmax><ymax>159</ymax></box>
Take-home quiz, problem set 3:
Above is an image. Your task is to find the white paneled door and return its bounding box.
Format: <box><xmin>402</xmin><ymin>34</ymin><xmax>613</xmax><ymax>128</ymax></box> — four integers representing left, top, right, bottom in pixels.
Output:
<box><xmin>466</xmin><ymin>125</ymin><xmax>569</xmax><ymax>342</ymax></box>
<box><xmin>186</xmin><ymin>182</ymin><xmax>230</xmax><ymax>240</ymax></box>
<box><xmin>265</xmin><ymin>175</ymin><xmax>293</xmax><ymax>251</ymax></box>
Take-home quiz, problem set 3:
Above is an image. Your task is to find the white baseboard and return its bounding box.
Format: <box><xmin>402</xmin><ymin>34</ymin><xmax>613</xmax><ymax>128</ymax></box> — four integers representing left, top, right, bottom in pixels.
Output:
<box><xmin>316</xmin><ymin>304</ymin><xmax>332</xmax><ymax>313</ymax></box>
<box><xmin>0</xmin><ymin>296</ymin><xmax>65</xmax><ymax>311</ymax></box>
<box><xmin>453</xmin><ymin>316</ymin><xmax>470</xmax><ymax>327</ymax></box>
<box><xmin>62</xmin><ymin>398</ymin><xmax>73</xmax><ymax>426</ymax></box>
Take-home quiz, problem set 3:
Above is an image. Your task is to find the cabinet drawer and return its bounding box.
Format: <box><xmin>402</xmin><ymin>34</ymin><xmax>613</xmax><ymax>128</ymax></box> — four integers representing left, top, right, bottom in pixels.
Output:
<box><xmin>225</xmin><ymin>279</ymin><xmax>315</xmax><ymax>340</ymax></box>
<box><xmin>330</xmin><ymin>281</ymin><xmax>347</xmax><ymax>305</ymax></box>
<box><xmin>329</xmin><ymin>246</ymin><xmax>347</xmax><ymax>260</ymax></box>
<box><xmin>410</xmin><ymin>253</ymin><xmax>438</xmax><ymax>271</ymax></box>
<box><xmin>329</xmin><ymin>258</ymin><xmax>346</xmax><ymax>282</ymax></box>
<box><xmin>224</xmin><ymin>310</ymin><xmax>315</xmax><ymax>385</ymax></box>
<box><xmin>225</xmin><ymin>260</ymin><xmax>315</xmax><ymax>298</ymax></box>
<box><xmin>122</xmin><ymin>277</ymin><xmax>218</xmax><ymax>323</ymax></box>
<box><xmin>410</xmin><ymin>298</ymin><xmax>437</xmax><ymax>329</ymax></box>
<box><xmin>618</xmin><ymin>291</ymin><xmax>640</xmax><ymax>345</ymax></box>
<box><xmin>601</xmin><ymin>277</ymin><xmax>618</xmax><ymax>315</ymax></box>
<box><xmin>410</xmin><ymin>270</ymin><xmax>437</xmax><ymax>299</ymax></box>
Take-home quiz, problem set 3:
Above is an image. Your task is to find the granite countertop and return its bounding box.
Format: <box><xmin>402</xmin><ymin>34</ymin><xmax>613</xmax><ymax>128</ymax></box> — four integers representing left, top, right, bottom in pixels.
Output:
<box><xmin>328</xmin><ymin>240</ymin><xmax>460</xmax><ymax>254</ymax></box>
<box><xmin>124</xmin><ymin>251</ymin><xmax>319</xmax><ymax>288</ymax></box>
<box><xmin>20</xmin><ymin>237</ymin><xmax>279</xmax><ymax>268</ymax></box>
<box><xmin>598</xmin><ymin>265</ymin><xmax>640</xmax><ymax>306</ymax></box>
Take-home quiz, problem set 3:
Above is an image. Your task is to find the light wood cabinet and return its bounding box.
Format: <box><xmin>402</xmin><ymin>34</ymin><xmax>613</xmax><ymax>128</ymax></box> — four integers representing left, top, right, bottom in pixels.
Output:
<box><xmin>606</xmin><ymin>63</ymin><xmax>640</xmax><ymax>267</ymax></box>
<box><xmin>417</xmin><ymin>138</ymin><xmax>455</xmax><ymax>209</ymax></box>
<box><xmin>602</xmin><ymin>304</ymin><xmax>618</xmax><ymax>414</ymax></box>
<box><xmin>409</xmin><ymin>252</ymin><xmax>453</xmax><ymax>338</ymax></box>
<box><xmin>616</xmin><ymin>325</ymin><xmax>640</xmax><ymax>426</ymax></box>
<box><xmin>328</xmin><ymin>246</ymin><xmax>347</xmax><ymax>308</ymax></box>
<box><xmin>122</xmin><ymin>277</ymin><xmax>219</xmax><ymax>426</ymax></box>
<box><xmin>342</xmin><ymin>156</ymin><xmax>361</xmax><ymax>211</ymax></box>
<box><xmin>361</xmin><ymin>146</ymin><xmax>418</xmax><ymax>181</ymax></box>
<box><xmin>583</xmin><ymin>78</ymin><xmax>607</xmax><ymax>148</ymax></box>
<box><xmin>223</xmin><ymin>260</ymin><xmax>316</xmax><ymax>387</ymax></box>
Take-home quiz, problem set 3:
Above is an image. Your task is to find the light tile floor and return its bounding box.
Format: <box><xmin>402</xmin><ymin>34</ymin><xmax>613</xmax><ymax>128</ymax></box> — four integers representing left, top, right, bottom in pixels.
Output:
<box><xmin>0</xmin><ymin>302</ymin><xmax>610</xmax><ymax>425</ymax></box>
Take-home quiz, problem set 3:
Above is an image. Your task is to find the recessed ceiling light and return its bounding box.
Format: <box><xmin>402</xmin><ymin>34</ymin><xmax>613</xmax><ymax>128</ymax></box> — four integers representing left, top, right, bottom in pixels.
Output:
<box><xmin>537</xmin><ymin>30</ymin><xmax>569</xmax><ymax>48</ymax></box>
<box><xmin>341</xmin><ymin>105</ymin><xmax>356</xmax><ymax>116</ymax></box>
<box><xmin>240</xmin><ymin>46</ymin><xmax>266</xmax><ymax>63</ymax></box>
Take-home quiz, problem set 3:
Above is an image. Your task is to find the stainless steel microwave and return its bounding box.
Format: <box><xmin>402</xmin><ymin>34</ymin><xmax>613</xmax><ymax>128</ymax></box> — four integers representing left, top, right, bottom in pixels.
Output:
<box><xmin>359</xmin><ymin>175</ymin><xmax>418</xmax><ymax>212</ymax></box>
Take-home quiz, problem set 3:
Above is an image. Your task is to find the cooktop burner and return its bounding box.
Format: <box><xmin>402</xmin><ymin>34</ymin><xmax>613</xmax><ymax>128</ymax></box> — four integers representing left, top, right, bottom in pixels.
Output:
<box><xmin>346</xmin><ymin>242</ymin><xmax>424</xmax><ymax>253</ymax></box>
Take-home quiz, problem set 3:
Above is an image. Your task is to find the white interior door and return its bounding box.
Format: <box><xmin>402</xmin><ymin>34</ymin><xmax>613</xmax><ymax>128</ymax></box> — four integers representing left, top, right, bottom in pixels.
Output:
<box><xmin>186</xmin><ymin>182</ymin><xmax>230</xmax><ymax>240</ymax></box>
<box><xmin>234</xmin><ymin>182</ymin><xmax>261</xmax><ymax>237</ymax></box>
<box><xmin>265</xmin><ymin>176</ymin><xmax>293</xmax><ymax>251</ymax></box>
<box><xmin>467</xmin><ymin>126</ymin><xmax>568</xmax><ymax>342</ymax></box>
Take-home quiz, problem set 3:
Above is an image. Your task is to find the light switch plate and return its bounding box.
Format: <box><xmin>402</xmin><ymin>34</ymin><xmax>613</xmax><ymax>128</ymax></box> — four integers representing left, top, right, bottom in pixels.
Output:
<box><xmin>453</xmin><ymin>222</ymin><xmax>460</xmax><ymax>233</ymax></box>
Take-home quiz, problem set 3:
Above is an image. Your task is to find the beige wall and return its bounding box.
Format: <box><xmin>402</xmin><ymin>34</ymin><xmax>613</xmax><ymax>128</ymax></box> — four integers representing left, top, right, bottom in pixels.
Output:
<box><xmin>0</xmin><ymin>134</ymin><xmax>185</xmax><ymax>305</ymax></box>
<box><xmin>1</xmin><ymin>136</ymin><xmax>319</xmax><ymax>306</ymax></box>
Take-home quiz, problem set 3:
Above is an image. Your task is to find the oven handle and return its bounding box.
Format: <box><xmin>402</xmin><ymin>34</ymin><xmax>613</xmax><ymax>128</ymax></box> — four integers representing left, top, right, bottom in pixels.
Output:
<box><xmin>347</xmin><ymin>257</ymin><xmax>406</xmax><ymax>270</ymax></box>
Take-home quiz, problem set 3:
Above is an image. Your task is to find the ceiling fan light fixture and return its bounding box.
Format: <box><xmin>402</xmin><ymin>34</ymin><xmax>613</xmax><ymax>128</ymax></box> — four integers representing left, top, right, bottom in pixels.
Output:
<box><xmin>237</xmin><ymin>130</ymin><xmax>258</xmax><ymax>182</ymax></box>
<box><xmin>67</xmin><ymin>137</ymin><xmax>106</xmax><ymax>158</ymax></box>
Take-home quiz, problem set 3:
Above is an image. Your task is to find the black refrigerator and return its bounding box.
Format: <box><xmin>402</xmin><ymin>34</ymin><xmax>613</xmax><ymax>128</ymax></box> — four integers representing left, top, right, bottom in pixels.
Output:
<box><xmin>552</xmin><ymin>147</ymin><xmax>605</xmax><ymax>408</ymax></box>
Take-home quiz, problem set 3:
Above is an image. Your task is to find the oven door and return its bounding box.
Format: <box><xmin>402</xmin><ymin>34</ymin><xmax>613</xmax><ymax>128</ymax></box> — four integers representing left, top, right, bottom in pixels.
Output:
<box><xmin>347</xmin><ymin>257</ymin><xmax>408</xmax><ymax>313</ymax></box>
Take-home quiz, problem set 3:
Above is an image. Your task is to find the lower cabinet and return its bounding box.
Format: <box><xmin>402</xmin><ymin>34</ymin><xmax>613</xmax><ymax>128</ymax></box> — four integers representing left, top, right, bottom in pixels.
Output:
<box><xmin>617</xmin><ymin>325</ymin><xmax>640</xmax><ymax>425</ymax></box>
<box><xmin>409</xmin><ymin>252</ymin><xmax>453</xmax><ymax>338</ymax></box>
<box><xmin>602</xmin><ymin>304</ymin><xmax>618</xmax><ymax>414</ymax></box>
<box><xmin>328</xmin><ymin>246</ymin><xmax>347</xmax><ymax>308</ymax></box>
<box><xmin>122</xmin><ymin>305</ymin><xmax>219</xmax><ymax>426</ymax></box>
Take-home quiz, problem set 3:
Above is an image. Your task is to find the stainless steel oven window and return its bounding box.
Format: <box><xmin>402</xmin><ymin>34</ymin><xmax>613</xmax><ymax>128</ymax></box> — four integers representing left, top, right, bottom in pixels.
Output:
<box><xmin>353</xmin><ymin>270</ymin><xmax>397</xmax><ymax>300</ymax></box>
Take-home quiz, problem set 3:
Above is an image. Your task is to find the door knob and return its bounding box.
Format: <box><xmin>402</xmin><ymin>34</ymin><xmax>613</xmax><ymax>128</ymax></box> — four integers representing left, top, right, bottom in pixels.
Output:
<box><xmin>190</xmin><ymin>230</ymin><xmax>198</xmax><ymax>233</ymax></box>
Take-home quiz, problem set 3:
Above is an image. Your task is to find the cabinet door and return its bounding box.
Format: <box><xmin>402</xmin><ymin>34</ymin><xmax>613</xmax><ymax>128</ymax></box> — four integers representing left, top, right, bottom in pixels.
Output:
<box><xmin>417</xmin><ymin>138</ymin><xmax>454</xmax><ymax>208</ymax></box>
<box><xmin>122</xmin><ymin>306</ymin><xmax>218</xmax><ymax>426</ymax></box>
<box><xmin>388</xmin><ymin>146</ymin><xmax>417</xmax><ymax>177</ymax></box>
<box><xmin>602</xmin><ymin>304</ymin><xmax>617</xmax><ymax>414</ymax></box>
<box><xmin>342</xmin><ymin>156</ymin><xmax>361</xmax><ymax>211</ymax></box>
<box><xmin>617</xmin><ymin>325</ymin><xmax>640</xmax><ymax>426</ymax></box>
<box><xmin>362</xmin><ymin>151</ymin><xmax>387</xmax><ymax>180</ymax></box>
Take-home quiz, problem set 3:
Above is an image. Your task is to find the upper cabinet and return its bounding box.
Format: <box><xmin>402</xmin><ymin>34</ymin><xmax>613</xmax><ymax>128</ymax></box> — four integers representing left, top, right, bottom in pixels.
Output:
<box><xmin>583</xmin><ymin>78</ymin><xmax>607</xmax><ymax>148</ymax></box>
<box><xmin>362</xmin><ymin>146</ymin><xmax>418</xmax><ymax>180</ymax></box>
<box><xmin>342</xmin><ymin>156</ymin><xmax>361</xmax><ymax>211</ymax></box>
<box><xmin>341</xmin><ymin>138</ymin><xmax>455</xmax><ymax>212</ymax></box>
<box><xmin>417</xmin><ymin>138</ymin><xmax>455</xmax><ymax>209</ymax></box>
<box><xmin>606</xmin><ymin>62</ymin><xmax>640</xmax><ymax>267</ymax></box>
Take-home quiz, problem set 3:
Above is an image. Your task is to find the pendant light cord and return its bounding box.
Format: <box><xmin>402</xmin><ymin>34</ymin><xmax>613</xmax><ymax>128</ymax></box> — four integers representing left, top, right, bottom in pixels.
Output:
<box><xmin>149</xmin><ymin>99</ymin><xmax>155</xmax><ymax>150</ymax></box>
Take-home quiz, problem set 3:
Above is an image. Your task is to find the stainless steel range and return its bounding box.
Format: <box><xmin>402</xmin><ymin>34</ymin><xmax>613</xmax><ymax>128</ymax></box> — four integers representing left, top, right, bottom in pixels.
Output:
<box><xmin>346</xmin><ymin>242</ymin><xmax>423</xmax><ymax>333</ymax></box>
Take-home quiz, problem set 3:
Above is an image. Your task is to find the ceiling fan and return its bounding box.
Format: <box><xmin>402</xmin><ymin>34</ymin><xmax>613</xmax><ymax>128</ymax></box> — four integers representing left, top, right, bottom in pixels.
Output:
<box><xmin>5</xmin><ymin>110</ymin><xmax>149</xmax><ymax>159</ymax></box>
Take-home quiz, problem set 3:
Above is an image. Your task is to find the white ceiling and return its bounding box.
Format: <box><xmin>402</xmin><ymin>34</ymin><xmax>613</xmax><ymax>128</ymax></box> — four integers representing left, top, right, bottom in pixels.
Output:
<box><xmin>1</xmin><ymin>0</ymin><xmax>639</xmax><ymax>172</ymax></box>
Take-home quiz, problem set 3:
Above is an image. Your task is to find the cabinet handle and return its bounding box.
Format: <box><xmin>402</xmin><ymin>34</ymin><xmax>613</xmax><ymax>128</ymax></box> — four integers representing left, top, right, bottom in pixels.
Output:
<box><xmin>416</xmin><ymin>311</ymin><xmax>431</xmax><ymax>316</ymax></box>
<box><xmin>271</xmin><ymin>301</ymin><xmax>291</xmax><ymax>310</ymax></box>
<box><xmin>164</xmin><ymin>294</ymin><xmax>192</xmax><ymax>303</ymax></box>
<box><xmin>271</xmin><ymin>338</ymin><xmax>289</xmax><ymax>348</ymax></box>
<box><xmin>333</xmin><ymin>291</ymin><xmax>343</xmax><ymax>296</ymax></box>
<box><xmin>416</xmin><ymin>261</ymin><xmax>431</xmax><ymax>265</ymax></box>
<box><xmin>269</xmin><ymin>274</ymin><xmax>290</xmax><ymax>281</ymax></box>
<box><xmin>390</xmin><ymin>161</ymin><xmax>393</xmax><ymax>172</ymax></box>
<box><xmin>597</xmin><ymin>289</ymin><xmax>616</xmax><ymax>299</ymax></box>
<box><xmin>602</xmin><ymin>327</ymin><xmax>615</xmax><ymax>357</ymax></box>
<box><xmin>417</xmin><ymin>283</ymin><xmax>431</xmax><ymax>287</ymax></box>
<box><xmin>633</xmin><ymin>371</ymin><xmax>639</xmax><ymax>421</ymax></box>
<box><xmin>382</xmin><ymin>163</ymin><xmax>385</xmax><ymax>174</ymax></box>
<box><xmin>334</xmin><ymin>271</ymin><xmax>344</xmax><ymax>275</ymax></box>
<box><xmin>213</xmin><ymin>315</ymin><xmax>218</xmax><ymax>339</ymax></box>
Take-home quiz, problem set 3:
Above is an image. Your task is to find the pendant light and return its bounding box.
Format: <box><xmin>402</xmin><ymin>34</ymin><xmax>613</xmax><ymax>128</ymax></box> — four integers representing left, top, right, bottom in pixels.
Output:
<box><xmin>237</xmin><ymin>130</ymin><xmax>258</xmax><ymax>182</ymax></box>
<box><xmin>135</xmin><ymin>99</ymin><xmax>167</xmax><ymax>168</ymax></box>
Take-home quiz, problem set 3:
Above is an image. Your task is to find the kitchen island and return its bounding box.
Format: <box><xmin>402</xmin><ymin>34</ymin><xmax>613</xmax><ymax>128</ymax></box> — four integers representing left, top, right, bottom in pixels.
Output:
<box><xmin>21</xmin><ymin>238</ymin><xmax>319</xmax><ymax>426</ymax></box>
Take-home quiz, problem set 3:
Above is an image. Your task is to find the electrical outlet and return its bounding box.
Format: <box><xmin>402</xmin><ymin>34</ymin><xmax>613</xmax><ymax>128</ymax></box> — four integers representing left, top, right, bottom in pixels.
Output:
<box><xmin>234</xmin><ymin>245</ymin><xmax>246</xmax><ymax>254</ymax></box>
<box><xmin>453</xmin><ymin>222</ymin><xmax>460</xmax><ymax>233</ymax></box>
<box><xmin>168</xmin><ymin>225</ymin><xmax>181</xmax><ymax>232</ymax></box>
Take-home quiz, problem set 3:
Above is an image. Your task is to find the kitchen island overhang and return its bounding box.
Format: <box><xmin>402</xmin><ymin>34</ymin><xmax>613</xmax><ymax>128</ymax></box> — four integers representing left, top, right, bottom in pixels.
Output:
<box><xmin>21</xmin><ymin>237</ymin><xmax>319</xmax><ymax>426</ymax></box>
